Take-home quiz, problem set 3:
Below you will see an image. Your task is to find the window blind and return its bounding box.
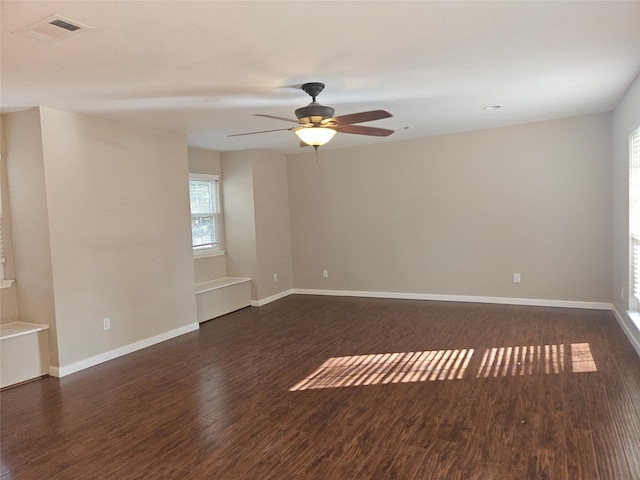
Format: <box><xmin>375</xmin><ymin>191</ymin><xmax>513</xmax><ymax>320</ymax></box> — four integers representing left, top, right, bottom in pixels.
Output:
<box><xmin>189</xmin><ymin>175</ymin><xmax>221</xmax><ymax>250</ymax></box>
<box><xmin>0</xmin><ymin>207</ymin><xmax>5</xmax><ymax>267</ymax></box>
<box><xmin>631</xmin><ymin>127</ymin><xmax>640</xmax><ymax>299</ymax></box>
<box><xmin>0</xmin><ymin>155</ymin><xmax>5</xmax><ymax>276</ymax></box>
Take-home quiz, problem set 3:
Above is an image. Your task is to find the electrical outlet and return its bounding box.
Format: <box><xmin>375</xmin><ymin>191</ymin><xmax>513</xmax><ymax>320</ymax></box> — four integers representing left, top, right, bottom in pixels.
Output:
<box><xmin>103</xmin><ymin>318</ymin><xmax>111</xmax><ymax>330</ymax></box>
<box><xmin>273</xmin><ymin>273</ymin><xmax>278</xmax><ymax>282</ymax></box>
<box><xmin>513</xmin><ymin>273</ymin><xmax>521</xmax><ymax>283</ymax></box>
<box><xmin>323</xmin><ymin>270</ymin><xmax>328</xmax><ymax>278</ymax></box>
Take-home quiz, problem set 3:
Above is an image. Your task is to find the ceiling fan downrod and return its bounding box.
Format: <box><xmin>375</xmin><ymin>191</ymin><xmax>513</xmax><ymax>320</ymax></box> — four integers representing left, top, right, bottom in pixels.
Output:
<box><xmin>301</xmin><ymin>82</ymin><xmax>325</xmax><ymax>103</ymax></box>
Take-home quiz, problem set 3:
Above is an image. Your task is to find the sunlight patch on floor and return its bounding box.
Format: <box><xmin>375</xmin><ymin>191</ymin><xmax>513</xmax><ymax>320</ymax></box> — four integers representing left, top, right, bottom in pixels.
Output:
<box><xmin>289</xmin><ymin>349</ymin><xmax>474</xmax><ymax>391</ymax></box>
<box><xmin>476</xmin><ymin>343</ymin><xmax>597</xmax><ymax>378</ymax></box>
<box><xmin>570</xmin><ymin>342</ymin><xmax>598</xmax><ymax>373</ymax></box>
<box><xmin>290</xmin><ymin>343</ymin><xmax>597</xmax><ymax>391</ymax></box>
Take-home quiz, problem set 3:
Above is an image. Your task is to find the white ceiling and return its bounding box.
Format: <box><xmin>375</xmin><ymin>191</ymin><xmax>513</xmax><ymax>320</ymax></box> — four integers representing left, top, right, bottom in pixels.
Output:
<box><xmin>2</xmin><ymin>1</ymin><xmax>639</xmax><ymax>155</ymax></box>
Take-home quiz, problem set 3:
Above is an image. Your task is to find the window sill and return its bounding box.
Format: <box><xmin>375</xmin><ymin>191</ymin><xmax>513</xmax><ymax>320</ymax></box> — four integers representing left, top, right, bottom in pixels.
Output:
<box><xmin>1</xmin><ymin>279</ymin><xmax>15</xmax><ymax>289</ymax></box>
<box><xmin>193</xmin><ymin>249</ymin><xmax>225</xmax><ymax>260</ymax></box>
<box><xmin>627</xmin><ymin>311</ymin><xmax>640</xmax><ymax>332</ymax></box>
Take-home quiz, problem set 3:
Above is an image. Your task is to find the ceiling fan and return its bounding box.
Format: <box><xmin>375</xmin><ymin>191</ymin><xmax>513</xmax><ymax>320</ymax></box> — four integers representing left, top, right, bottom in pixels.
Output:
<box><xmin>229</xmin><ymin>82</ymin><xmax>394</xmax><ymax>150</ymax></box>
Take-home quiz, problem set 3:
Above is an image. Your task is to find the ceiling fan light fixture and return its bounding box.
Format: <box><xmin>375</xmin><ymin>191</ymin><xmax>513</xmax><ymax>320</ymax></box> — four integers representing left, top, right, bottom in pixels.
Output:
<box><xmin>295</xmin><ymin>127</ymin><xmax>337</xmax><ymax>147</ymax></box>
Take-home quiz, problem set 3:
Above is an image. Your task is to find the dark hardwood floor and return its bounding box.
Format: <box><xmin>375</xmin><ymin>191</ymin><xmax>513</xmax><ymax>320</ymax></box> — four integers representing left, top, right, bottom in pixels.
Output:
<box><xmin>2</xmin><ymin>295</ymin><xmax>640</xmax><ymax>479</ymax></box>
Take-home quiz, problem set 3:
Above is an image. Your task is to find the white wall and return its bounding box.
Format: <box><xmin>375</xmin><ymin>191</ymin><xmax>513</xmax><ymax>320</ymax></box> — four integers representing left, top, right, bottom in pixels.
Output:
<box><xmin>288</xmin><ymin>113</ymin><xmax>612</xmax><ymax>304</ymax></box>
<box><xmin>612</xmin><ymin>74</ymin><xmax>640</xmax><ymax>350</ymax></box>
<box><xmin>3</xmin><ymin>107</ymin><xmax>198</xmax><ymax>370</ymax></box>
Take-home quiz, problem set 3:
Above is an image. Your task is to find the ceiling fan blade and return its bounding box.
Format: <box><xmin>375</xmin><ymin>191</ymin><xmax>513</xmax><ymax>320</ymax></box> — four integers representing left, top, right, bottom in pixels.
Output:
<box><xmin>337</xmin><ymin>124</ymin><xmax>394</xmax><ymax>137</ymax></box>
<box><xmin>228</xmin><ymin>127</ymin><xmax>293</xmax><ymax>137</ymax></box>
<box><xmin>332</xmin><ymin>110</ymin><xmax>392</xmax><ymax>125</ymax></box>
<box><xmin>254</xmin><ymin>114</ymin><xmax>299</xmax><ymax>124</ymax></box>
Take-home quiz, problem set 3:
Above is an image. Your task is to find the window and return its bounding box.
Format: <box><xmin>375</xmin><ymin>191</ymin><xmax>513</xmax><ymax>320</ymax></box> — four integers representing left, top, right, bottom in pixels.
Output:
<box><xmin>0</xmin><ymin>154</ymin><xmax>11</xmax><ymax>287</ymax></box>
<box><xmin>189</xmin><ymin>174</ymin><xmax>223</xmax><ymax>257</ymax></box>
<box><xmin>0</xmin><ymin>196</ymin><xmax>5</xmax><ymax>282</ymax></box>
<box><xmin>630</xmin><ymin>126</ymin><xmax>640</xmax><ymax>301</ymax></box>
<box><xmin>0</xmin><ymin>182</ymin><xmax>6</xmax><ymax>282</ymax></box>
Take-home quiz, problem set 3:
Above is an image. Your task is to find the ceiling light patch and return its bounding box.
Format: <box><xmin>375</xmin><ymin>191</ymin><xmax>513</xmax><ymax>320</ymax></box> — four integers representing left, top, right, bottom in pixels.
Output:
<box><xmin>14</xmin><ymin>14</ymin><xmax>91</xmax><ymax>43</ymax></box>
<box><xmin>483</xmin><ymin>105</ymin><xmax>503</xmax><ymax>111</ymax></box>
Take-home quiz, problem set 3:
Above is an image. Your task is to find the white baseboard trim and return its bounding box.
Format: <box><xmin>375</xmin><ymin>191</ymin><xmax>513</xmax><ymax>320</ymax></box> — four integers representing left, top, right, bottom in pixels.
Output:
<box><xmin>252</xmin><ymin>289</ymin><xmax>294</xmax><ymax>307</ymax></box>
<box><xmin>291</xmin><ymin>288</ymin><xmax>612</xmax><ymax>310</ymax></box>
<box><xmin>49</xmin><ymin>322</ymin><xmax>200</xmax><ymax>378</ymax></box>
<box><xmin>611</xmin><ymin>306</ymin><xmax>640</xmax><ymax>358</ymax></box>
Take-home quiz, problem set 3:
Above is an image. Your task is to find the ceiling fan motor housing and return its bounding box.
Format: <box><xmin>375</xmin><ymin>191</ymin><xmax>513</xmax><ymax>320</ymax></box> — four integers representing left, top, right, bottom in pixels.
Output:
<box><xmin>295</xmin><ymin>103</ymin><xmax>335</xmax><ymax>124</ymax></box>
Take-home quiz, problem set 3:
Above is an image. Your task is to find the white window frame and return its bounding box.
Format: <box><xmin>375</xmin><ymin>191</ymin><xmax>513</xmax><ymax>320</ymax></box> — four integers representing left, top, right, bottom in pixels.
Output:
<box><xmin>189</xmin><ymin>173</ymin><xmax>224</xmax><ymax>258</ymax></box>
<box><xmin>0</xmin><ymin>154</ymin><xmax>13</xmax><ymax>288</ymax></box>
<box><xmin>630</xmin><ymin>125</ymin><xmax>640</xmax><ymax>305</ymax></box>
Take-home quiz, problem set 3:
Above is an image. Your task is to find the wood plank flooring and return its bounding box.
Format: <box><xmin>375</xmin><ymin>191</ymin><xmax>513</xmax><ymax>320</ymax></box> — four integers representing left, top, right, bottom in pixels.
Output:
<box><xmin>2</xmin><ymin>295</ymin><xmax>640</xmax><ymax>479</ymax></box>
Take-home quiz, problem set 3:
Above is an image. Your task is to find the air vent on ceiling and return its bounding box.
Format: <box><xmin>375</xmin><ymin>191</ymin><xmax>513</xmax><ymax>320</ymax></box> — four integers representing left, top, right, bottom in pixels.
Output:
<box><xmin>14</xmin><ymin>14</ymin><xmax>91</xmax><ymax>43</ymax></box>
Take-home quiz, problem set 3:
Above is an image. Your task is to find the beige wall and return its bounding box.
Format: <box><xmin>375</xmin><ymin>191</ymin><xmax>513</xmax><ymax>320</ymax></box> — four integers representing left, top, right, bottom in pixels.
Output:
<box><xmin>3</xmin><ymin>107</ymin><xmax>198</xmax><ymax>369</ymax></box>
<box><xmin>3</xmin><ymin>109</ymin><xmax>59</xmax><ymax>363</ymax></box>
<box><xmin>221</xmin><ymin>150</ymin><xmax>258</xmax><ymax>297</ymax></box>
<box><xmin>193</xmin><ymin>256</ymin><xmax>227</xmax><ymax>284</ymax></box>
<box><xmin>288</xmin><ymin>114</ymin><xmax>612</xmax><ymax>303</ymax></box>
<box><xmin>612</xmin><ymin>74</ymin><xmax>640</xmax><ymax>348</ymax></box>
<box><xmin>252</xmin><ymin>150</ymin><xmax>293</xmax><ymax>300</ymax></box>
<box><xmin>188</xmin><ymin>147</ymin><xmax>227</xmax><ymax>283</ymax></box>
<box><xmin>0</xmin><ymin>285</ymin><xmax>18</xmax><ymax>324</ymax></box>
<box><xmin>188</xmin><ymin>146</ymin><xmax>221</xmax><ymax>175</ymax></box>
<box><xmin>221</xmin><ymin>150</ymin><xmax>293</xmax><ymax>301</ymax></box>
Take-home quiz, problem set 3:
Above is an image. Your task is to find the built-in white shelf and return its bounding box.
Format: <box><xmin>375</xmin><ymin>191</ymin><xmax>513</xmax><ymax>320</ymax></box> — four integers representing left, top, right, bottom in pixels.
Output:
<box><xmin>1</xmin><ymin>322</ymin><xmax>50</xmax><ymax>388</ymax></box>
<box><xmin>195</xmin><ymin>277</ymin><xmax>251</xmax><ymax>323</ymax></box>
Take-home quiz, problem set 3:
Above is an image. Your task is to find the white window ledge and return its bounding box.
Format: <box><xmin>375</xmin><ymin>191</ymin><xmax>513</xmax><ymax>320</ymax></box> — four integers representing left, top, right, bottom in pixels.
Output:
<box><xmin>627</xmin><ymin>311</ymin><xmax>640</xmax><ymax>332</ymax></box>
<box><xmin>193</xmin><ymin>248</ymin><xmax>225</xmax><ymax>259</ymax></box>
<box><xmin>1</xmin><ymin>279</ymin><xmax>14</xmax><ymax>289</ymax></box>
